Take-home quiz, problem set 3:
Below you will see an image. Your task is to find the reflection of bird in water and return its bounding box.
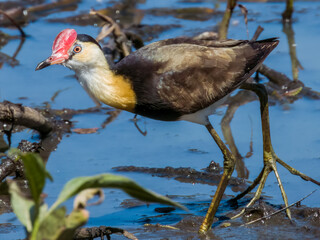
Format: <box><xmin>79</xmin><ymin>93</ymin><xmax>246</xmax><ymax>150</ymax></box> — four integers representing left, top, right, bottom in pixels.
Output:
<box><xmin>36</xmin><ymin>29</ymin><xmax>319</xmax><ymax>234</ymax></box>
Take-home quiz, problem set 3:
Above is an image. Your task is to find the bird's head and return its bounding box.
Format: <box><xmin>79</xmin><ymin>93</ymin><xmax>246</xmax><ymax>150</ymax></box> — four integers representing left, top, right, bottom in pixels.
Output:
<box><xmin>36</xmin><ymin>29</ymin><xmax>105</xmax><ymax>71</ymax></box>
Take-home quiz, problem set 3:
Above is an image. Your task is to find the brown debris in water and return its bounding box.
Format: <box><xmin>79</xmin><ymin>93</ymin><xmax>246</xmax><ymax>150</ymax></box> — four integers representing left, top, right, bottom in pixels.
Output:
<box><xmin>113</xmin><ymin>165</ymin><xmax>246</xmax><ymax>190</ymax></box>
<box><xmin>72</xmin><ymin>128</ymin><xmax>99</xmax><ymax>134</ymax></box>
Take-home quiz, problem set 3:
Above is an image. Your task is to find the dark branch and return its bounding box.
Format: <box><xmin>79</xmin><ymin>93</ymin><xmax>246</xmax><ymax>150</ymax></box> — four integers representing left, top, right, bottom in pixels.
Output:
<box><xmin>0</xmin><ymin>9</ymin><xmax>26</xmax><ymax>37</ymax></box>
<box><xmin>258</xmin><ymin>64</ymin><xmax>290</xmax><ymax>86</ymax></box>
<box><xmin>0</xmin><ymin>101</ymin><xmax>53</xmax><ymax>135</ymax></box>
<box><xmin>241</xmin><ymin>189</ymin><xmax>317</xmax><ymax>226</ymax></box>
<box><xmin>74</xmin><ymin>226</ymin><xmax>138</xmax><ymax>240</ymax></box>
<box><xmin>251</xmin><ymin>26</ymin><xmax>264</xmax><ymax>41</ymax></box>
<box><xmin>0</xmin><ymin>157</ymin><xmax>17</xmax><ymax>182</ymax></box>
<box><xmin>0</xmin><ymin>140</ymin><xmax>42</xmax><ymax>181</ymax></box>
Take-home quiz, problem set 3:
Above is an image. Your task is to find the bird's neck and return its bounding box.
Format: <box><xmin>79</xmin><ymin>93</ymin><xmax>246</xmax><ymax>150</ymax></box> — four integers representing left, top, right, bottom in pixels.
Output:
<box><xmin>75</xmin><ymin>61</ymin><xmax>136</xmax><ymax>112</ymax></box>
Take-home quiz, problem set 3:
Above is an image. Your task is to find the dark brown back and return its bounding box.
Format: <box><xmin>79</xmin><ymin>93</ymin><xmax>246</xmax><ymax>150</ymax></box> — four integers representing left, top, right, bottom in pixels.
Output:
<box><xmin>114</xmin><ymin>37</ymin><xmax>278</xmax><ymax>121</ymax></box>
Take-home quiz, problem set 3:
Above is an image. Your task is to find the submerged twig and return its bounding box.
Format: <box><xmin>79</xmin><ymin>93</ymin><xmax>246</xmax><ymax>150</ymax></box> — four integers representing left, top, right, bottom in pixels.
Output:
<box><xmin>244</xmin><ymin>117</ymin><xmax>254</xmax><ymax>159</ymax></box>
<box><xmin>96</xmin><ymin>23</ymin><xmax>116</xmax><ymax>41</ymax></box>
<box><xmin>221</xmin><ymin>91</ymin><xmax>254</xmax><ymax>179</ymax></box>
<box><xmin>218</xmin><ymin>1</ymin><xmax>251</xmax><ymax>40</ymax></box>
<box><xmin>258</xmin><ymin>64</ymin><xmax>290</xmax><ymax>86</ymax></box>
<box><xmin>50</xmin><ymin>88</ymin><xmax>70</xmax><ymax>102</ymax></box>
<box><xmin>12</xmin><ymin>37</ymin><xmax>25</xmax><ymax>59</ymax></box>
<box><xmin>218</xmin><ymin>0</ymin><xmax>237</xmax><ymax>40</ymax></box>
<box><xmin>251</xmin><ymin>26</ymin><xmax>264</xmax><ymax>41</ymax></box>
<box><xmin>282</xmin><ymin>22</ymin><xmax>303</xmax><ymax>81</ymax></box>
<box><xmin>0</xmin><ymin>9</ymin><xmax>26</xmax><ymax>37</ymax></box>
<box><xmin>101</xmin><ymin>109</ymin><xmax>121</xmax><ymax>129</ymax></box>
<box><xmin>238</xmin><ymin>4</ymin><xmax>249</xmax><ymax>39</ymax></box>
<box><xmin>241</xmin><ymin>189</ymin><xmax>317</xmax><ymax>226</ymax></box>
<box><xmin>132</xmin><ymin>114</ymin><xmax>147</xmax><ymax>136</ymax></box>
<box><xmin>90</xmin><ymin>10</ymin><xmax>130</xmax><ymax>57</ymax></box>
<box><xmin>282</xmin><ymin>0</ymin><xmax>294</xmax><ymax>22</ymax></box>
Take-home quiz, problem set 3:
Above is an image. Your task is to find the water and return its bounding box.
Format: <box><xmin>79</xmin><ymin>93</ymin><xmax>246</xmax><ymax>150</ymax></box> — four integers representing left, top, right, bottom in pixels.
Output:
<box><xmin>0</xmin><ymin>0</ymin><xmax>320</xmax><ymax>239</ymax></box>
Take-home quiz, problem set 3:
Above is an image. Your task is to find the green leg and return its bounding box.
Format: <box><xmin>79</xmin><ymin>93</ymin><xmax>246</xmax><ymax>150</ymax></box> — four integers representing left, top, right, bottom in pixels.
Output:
<box><xmin>276</xmin><ymin>156</ymin><xmax>320</xmax><ymax>185</ymax></box>
<box><xmin>231</xmin><ymin>166</ymin><xmax>265</xmax><ymax>202</ymax></box>
<box><xmin>199</xmin><ymin>122</ymin><xmax>236</xmax><ymax>234</ymax></box>
<box><xmin>231</xmin><ymin>150</ymin><xmax>290</xmax><ymax>220</ymax></box>
<box><xmin>199</xmin><ymin>83</ymin><xmax>320</xmax><ymax>233</ymax></box>
<box><xmin>232</xmin><ymin>83</ymin><xmax>320</xmax><ymax>220</ymax></box>
<box><xmin>232</xmin><ymin>83</ymin><xmax>292</xmax><ymax>219</ymax></box>
<box><xmin>232</xmin><ymin>165</ymin><xmax>271</xmax><ymax>219</ymax></box>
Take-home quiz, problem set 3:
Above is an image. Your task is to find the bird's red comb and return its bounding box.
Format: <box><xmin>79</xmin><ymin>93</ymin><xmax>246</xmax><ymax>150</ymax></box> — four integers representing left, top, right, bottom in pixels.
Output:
<box><xmin>52</xmin><ymin>29</ymin><xmax>77</xmax><ymax>54</ymax></box>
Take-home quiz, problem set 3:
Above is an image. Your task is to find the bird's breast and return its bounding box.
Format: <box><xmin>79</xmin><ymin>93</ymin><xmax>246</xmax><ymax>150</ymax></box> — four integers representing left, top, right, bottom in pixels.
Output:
<box><xmin>78</xmin><ymin>68</ymin><xmax>137</xmax><ymax>112</ymax></box>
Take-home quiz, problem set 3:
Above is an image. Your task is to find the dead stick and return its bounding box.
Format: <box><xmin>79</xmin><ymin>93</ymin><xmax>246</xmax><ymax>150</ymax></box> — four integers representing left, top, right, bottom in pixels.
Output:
<box><xmin>259</xmin><ymin>64</ymin><xmax>290</xmax><ymax>86</ymax></box>
<box><xmin>251</xmin><ymin>26</ymin><xmax>264</xmax><ymax>41</ymax></box>
<box><xmin>0</xmin><ymin>101</ymin><xmax>53</xmax><ymax>135</ymax></box>
<box><xmin>133</xmin><ymin>114</ymin><xmax>147</xmax><ymax>136</ymax></box>
<box><xmin>0</xmin><ymin>158</ymin><xmax>17</xmax><ymax>182</ymax></box>
<box><xmin>0</xmin><ymin>9</ymin><xmax>26</xmax><ymax>37</ymax></box>
<box><xmin>218</xmin><ymin>0</ymin><xmax>237</xmax><ymax>40</ymax></box>
<box><xmin>241</xmin><ymin>189</ymin><xmax>317</xmax><ymax>226</ymax></box>
<box><xmin>237</xmin><ymin>4</ymin><xmax>249</xmax><ymax>39</ymax></box>
<box><xmin>90</xmin><ymin>10</ymin><xmax>130</xmax><ymax>56</ymax></box>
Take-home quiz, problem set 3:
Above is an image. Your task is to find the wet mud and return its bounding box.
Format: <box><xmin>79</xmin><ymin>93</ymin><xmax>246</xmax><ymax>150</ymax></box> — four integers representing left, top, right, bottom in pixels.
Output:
<box><xmin>122</xmin><ymin>199</ymin><xmax>320</xmax><ymax>239</ymax></box>
<box><xmin>114</xmin><ymin>164</ymin><xmax>247</xmax><ymax>191</ymax></box>
<box><xmin>114</xmin><ymin>164</ymin><xmax>320</xmax><ymax>239</ymax></box>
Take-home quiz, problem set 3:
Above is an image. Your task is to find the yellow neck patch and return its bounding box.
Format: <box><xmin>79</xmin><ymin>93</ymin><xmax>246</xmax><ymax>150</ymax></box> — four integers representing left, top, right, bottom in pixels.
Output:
<box><xmin>99</xmin><ymin>72</ymin><xmax>137</xmax><ymax>112</ymax></box>
<box><xmin>79</xmin><ymin>67</ymin><xmax>136</xmax><ymax>112</ymax></box>
<box><xmin>69</xmin><ymin>42</ymin><xmax>137</xmax><ymax>112</ymax></box>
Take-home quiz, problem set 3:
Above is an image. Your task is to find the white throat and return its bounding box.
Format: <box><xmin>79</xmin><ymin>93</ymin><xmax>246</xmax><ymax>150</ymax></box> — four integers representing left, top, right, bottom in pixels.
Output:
<box><xmin>64</xmin><ymin>46</ymin><xmax>136</xmax><ymax>111</ymax></box>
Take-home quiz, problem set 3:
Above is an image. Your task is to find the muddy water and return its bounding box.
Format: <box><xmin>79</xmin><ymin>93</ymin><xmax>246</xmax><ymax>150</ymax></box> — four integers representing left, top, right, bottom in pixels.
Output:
<box><xmin>1</xmin><ymin>0</ymin><xmax>320</xmax><ymax>239</ymax></box>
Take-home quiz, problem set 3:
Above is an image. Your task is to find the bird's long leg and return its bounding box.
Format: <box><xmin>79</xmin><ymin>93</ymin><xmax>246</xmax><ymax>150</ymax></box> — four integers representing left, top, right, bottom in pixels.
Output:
<box><xmin>231</xmin><ymin>166</ymin><xmax>265</xmax><ymax>201</ymax></box>
<box><xmin>229</xmin><ymin>82</ymin><xmax>292</xmax><ymax>219</ymax></box>
<box><xmin>231</xmin><ymin>168</ymin><xmax>271</xmax><ymax>219</ymax></box>
<box><xmin>231</xmin><ymin>83</ymin><xmax>294</xmax><ymax>220</ymax></box>
<box><xmin>199</xmin><ymin>122</ymin><xmax>236</xmax><ymax>234</ymax></box>
<box><xmin>232</xmin><ymin>82</ymin><xmax>320</xmax><ymax>220</ymax></box>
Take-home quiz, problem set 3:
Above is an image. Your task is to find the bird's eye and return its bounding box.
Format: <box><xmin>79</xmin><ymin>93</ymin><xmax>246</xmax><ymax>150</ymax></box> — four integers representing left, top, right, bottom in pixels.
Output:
<box><xmin>73</xmin><ymin>45</ymin><xmax>82</xmax><ymax>53</ymax></box>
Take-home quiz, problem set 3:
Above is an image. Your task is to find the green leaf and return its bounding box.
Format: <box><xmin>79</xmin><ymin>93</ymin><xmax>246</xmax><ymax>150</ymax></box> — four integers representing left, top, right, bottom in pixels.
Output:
<box><xmin>36</xmin><ymin>207</ymin><xmax>66</xmax><ymax>240</ymax></box>
<box><xmin>18</xmin><ymin>152</ymin><xmax>53</xmax><ymax>205</ymax></box>
<box><xmin>56</xmin><ymin>209</ymin><xmax>89</xmax><ymax>240</ymax></box>
<box><xmin>50</xmin><ymin>174</ymin><xmax>187</xmax><ymax>212</ymax></box>
<box><xmin>65</xmin><ymin>209</ymin><xmax>89</xmax><ymax>229</ymax></box>
<box><xmin>8</xmin><ymin>181</ymin><xmax>35</xmax><ymax>233</ymax></box>
<box><xmin>36</xmin><ymin>207</ymin><xmax>88</xmax><ymax>240</ymax></box>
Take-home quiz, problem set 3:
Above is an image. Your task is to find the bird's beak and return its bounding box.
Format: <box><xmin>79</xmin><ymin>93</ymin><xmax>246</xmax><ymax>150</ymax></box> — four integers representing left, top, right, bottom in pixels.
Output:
<box><xmin>35</xmin><ymin>52</ymin><xmax>68</xmax><ymax>71</ymax></box>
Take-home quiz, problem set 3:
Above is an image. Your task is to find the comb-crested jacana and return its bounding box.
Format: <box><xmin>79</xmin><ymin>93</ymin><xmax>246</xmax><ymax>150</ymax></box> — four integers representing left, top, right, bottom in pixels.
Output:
<box><xmin>36</xmin><ymin>29</ymin><xmax>319</xmax><ymax>234</ymax></box>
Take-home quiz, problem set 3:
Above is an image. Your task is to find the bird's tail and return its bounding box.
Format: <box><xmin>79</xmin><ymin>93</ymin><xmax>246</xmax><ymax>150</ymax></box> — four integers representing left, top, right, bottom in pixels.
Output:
<box><xmin>249</xmin><ymin>37</ymin><xmax>279</xmax><ymax>66</ymax></box>
<box><xmin>236</xmin><ymin>37</ymin><xmax>279</xmax><ymax>88</ymax></box>
<box><xmin>255</xmin><ymin>37</ymin><xmax>279</xmax><ymax>44</ymax></box>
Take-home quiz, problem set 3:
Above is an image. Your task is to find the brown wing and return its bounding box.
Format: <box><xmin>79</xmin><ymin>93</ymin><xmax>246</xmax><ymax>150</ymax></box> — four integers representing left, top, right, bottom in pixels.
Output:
<box><xmin>113</xmin><ymin>38</ymin><xmax>278</xmax><ymax>121</ymax></box>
